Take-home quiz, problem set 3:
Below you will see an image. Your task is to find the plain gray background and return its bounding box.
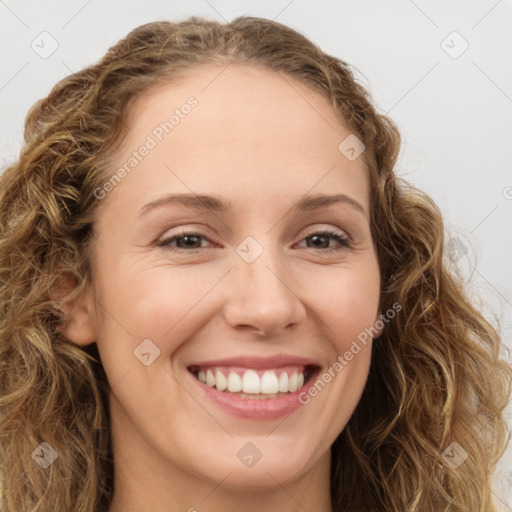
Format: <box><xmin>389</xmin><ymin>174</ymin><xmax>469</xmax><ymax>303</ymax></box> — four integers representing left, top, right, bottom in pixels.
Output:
<box><xmin>1</xmin><ymin>0</ymin><xmax>511</xmax><ymax>509</ymax></box>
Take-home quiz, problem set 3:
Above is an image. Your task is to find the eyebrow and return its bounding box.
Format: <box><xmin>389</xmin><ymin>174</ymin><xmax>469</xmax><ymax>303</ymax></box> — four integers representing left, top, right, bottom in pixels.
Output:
<box><xmin>138</xmin><ymin>192</ymin><xmax>367</xmax><ymax>217</ymax></box>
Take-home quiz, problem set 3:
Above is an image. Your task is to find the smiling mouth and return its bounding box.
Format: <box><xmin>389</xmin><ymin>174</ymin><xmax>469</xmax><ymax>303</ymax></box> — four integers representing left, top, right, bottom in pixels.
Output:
<box><xmin>187</xmin><ymin>364</ymin><xmax>318</xmax><ymax>399</ymax></box>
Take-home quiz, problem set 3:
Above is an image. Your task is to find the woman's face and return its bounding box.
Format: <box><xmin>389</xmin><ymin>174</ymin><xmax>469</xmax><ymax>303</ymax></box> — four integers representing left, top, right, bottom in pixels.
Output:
<box><xmin>68</xmin><ymin>64</ymin><xmax>381</xmax><ymax>495</ymax></box>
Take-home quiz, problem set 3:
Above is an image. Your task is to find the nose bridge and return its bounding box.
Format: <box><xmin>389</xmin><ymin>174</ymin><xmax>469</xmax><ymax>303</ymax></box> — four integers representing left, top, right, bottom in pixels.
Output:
<box><xmin>223</xmin><ymin>234</ymin><xmax>304</xmax><ymax>335</ymax></box>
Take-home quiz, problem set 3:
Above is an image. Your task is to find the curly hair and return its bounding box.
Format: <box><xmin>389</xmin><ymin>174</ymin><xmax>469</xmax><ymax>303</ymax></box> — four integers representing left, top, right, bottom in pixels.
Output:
<box><xmin>0</xmin><ymin>16</ymin><xmax>510</xmax><ymax>512</ymax></box>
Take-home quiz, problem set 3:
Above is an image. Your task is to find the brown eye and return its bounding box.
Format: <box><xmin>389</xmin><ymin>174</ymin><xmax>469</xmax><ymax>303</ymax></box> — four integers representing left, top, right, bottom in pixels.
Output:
<box><xmin>297</xmin><ymin>229</ymin><xmax>351</xmax><ymax>253</ymax></box>
<box><xmin>156</xmin><ymin>228</ymin><xmax>351</xmax><ymax>255</ymax></box>
<box><xmin>157</xmin><ymin>230</ymin><xmax>213</xmax><ymax>252</ymax></box>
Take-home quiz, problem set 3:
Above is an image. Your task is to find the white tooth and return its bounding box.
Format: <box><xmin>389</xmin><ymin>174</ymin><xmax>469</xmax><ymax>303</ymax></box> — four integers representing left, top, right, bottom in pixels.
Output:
<box><xmin>198</xmin><ymin>370</ymin><xmax>206</xmax><ymax>383</ymax></box>
<box><xmin>261</xmin><ymin>371</ymin><xmax>279</xmax><ymax>394</ymax></box>
<box><xmin>242</xmin><ymin>369</ymin><xmax>261</xmax><ymax>394</ymax></box>
<box><xmin>288</xmin><ymin>372</ymin><xmax>298</xmax><ymax>392</ymax></box>
<box><xmin>297</xmin><ymin>372</ymin><xmax>304</xmax><ymax>389</ymax></box>
<box><xmin>278</xmin><ymin>371</ymin><xmax>289</xmax><ymax>392</ymax></box>
<box><xmin>206</xmin><ymin>369</ymin><xmax>216</xmax><ymax>387</ymax></box>
<box><xmin>227</xmin><ymin>372</ymin><xmax>242</xmax><ymax>392</ymax></box>
<box><xmin>215</xmin><ymin>370</ymin><xmax>227</xmax><ymax>391</ymax></box>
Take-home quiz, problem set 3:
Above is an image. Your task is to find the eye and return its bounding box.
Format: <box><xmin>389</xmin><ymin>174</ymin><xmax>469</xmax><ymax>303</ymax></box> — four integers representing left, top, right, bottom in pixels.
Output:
<box><xmin>295</xmin><ymin>228</ymin><xmax>352</xmax><ymax>254</ymax></box>
<box><xmin>156</xmin><ymin>229</ymin><xmax>214</xmax><ymax>252</ymax></box>
<box><xmin>155</xmin><ymin>227</ymin><xmax>352</xmax><ymax>254</ymax></box>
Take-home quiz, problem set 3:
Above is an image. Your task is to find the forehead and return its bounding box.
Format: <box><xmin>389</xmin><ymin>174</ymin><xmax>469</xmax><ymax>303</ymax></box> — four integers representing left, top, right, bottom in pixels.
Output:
<box><xmin>104</xmin><ymin>63</ymin><xmax>370</xmax><ymax>214</ymax></box>
<box><xmin>126</xmin><ymin>63</ymin><xmax>350</xmax><ymax>147</ymax></box>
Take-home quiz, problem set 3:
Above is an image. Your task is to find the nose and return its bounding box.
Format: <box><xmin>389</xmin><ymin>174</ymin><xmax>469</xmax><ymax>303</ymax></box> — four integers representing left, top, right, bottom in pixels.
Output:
<box><xmin>222</xmin><ymin>243</ymin><xmax>306</xmax><ymax>337</ymax></box>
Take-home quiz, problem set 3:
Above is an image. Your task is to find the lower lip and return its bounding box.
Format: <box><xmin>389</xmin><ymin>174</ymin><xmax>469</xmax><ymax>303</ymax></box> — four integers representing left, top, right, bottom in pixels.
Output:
<box><xmin>187</xmin><ymin>369</ymin><xmax>318</xmax><ymax>420</ymax></box>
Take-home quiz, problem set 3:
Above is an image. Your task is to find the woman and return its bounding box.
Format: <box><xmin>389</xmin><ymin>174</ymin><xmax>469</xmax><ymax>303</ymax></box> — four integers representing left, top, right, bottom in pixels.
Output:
<box><xmin>0</xmin><ymin>16</ymin><xmax>510</xmax><ymax>512</ymax></box>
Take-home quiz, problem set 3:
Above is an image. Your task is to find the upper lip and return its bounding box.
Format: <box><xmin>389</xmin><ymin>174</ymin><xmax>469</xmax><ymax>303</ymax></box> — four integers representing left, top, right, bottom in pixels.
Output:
<box><xmin>187</xmin><ymin>354</ymin><xmax>321</xmax><ymax>370</ymax></box>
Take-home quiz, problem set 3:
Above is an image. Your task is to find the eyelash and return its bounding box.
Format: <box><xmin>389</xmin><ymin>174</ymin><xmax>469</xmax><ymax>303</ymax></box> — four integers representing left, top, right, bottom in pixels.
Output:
<box><xmin>156</xmin><ymin>227</ymin><xmax>352</xmax><ymax>255</ymax></box>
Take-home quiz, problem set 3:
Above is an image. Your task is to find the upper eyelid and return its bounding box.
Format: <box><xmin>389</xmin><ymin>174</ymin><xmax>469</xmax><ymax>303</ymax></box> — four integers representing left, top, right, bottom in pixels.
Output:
<box><xmin>157</xmin><ymin>225</ymin><xmax>351</xmax><ymax>247</ymax></box>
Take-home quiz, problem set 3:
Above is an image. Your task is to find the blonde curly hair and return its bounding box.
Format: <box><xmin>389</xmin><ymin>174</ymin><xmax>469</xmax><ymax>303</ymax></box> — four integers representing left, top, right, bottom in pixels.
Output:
<box><xmin>0</xmin><ymin>16</ymin><xmax>510</xmax><ymax>512</ymax></box>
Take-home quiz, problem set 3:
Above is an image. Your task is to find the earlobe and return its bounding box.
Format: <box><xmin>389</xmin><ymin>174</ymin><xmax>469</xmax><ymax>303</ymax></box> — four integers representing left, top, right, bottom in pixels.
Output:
<box><xmin>53</xmin><ymin>274</ymin><xmax>97</xmax><ymax>347</ymax></box>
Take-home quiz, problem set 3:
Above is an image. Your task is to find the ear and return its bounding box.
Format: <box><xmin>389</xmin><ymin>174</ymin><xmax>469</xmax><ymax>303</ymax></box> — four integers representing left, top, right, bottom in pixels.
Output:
<box><xmin>53</xmin><ymin>273</ymin><xmax>97</xmax><ymax>346</ymax></box>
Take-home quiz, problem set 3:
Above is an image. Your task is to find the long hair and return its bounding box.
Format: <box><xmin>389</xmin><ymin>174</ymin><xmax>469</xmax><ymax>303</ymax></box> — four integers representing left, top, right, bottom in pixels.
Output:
<box><xmin>0</xmin><ymin>16</ymin><xmax>510</xmax><ymax>512</ymax></box>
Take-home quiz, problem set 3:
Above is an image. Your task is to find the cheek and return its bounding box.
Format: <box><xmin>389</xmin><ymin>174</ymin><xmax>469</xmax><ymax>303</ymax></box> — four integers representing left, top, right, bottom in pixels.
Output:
<box><xmin>303</xmin><ymin>263</ymin><xmax>380</xmax><ymax>341</ymax></box>
<box><xmin>92</xmin><ymin>263</ymin><xmax>210</xmax><ymax>362</ymax></box>
<box><xmin>92</xmin><ymin>241</ymin><xmax>380</xmax><ymax>359</ymax></box>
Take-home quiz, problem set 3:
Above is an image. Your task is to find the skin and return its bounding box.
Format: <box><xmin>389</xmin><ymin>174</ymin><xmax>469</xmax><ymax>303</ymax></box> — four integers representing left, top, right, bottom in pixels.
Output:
<box><xmin>60</xmin><ymin>63</ymin><xmax>383</xmax><ymax>512</ymax></box>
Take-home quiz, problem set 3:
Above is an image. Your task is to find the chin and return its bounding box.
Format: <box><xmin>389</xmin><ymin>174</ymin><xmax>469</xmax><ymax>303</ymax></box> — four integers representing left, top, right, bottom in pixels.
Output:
<box><xmin>193</xmin><ymin>447</ymin><xmax>317</xmax><ymax>490</ymax></box>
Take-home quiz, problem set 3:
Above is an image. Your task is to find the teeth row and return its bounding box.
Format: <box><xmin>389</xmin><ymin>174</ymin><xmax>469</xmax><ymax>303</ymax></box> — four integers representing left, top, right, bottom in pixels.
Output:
<box><xmin>197</xmin><ymin>369</ymin><xmax>305</xmax><ymax>394</ymax></box>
